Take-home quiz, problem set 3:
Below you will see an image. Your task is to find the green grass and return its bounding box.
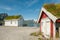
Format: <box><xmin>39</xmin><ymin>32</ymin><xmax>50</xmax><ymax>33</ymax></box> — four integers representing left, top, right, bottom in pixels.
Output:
<box><xmin>30</xmin><ymin>32</ymin><xmax>38</xmax><ymax>36</ymax></box>
<box><xmin>30</xmin><ymin>32</ymin><xmax>42</xmax><ymax>36</ymax></box>
<box><xmin>38</xmin><ymin>38</ymin><xmax>42</xmax><ymax>40</ymax></box>
<box><xmin>44</xmin><ymin>4</ymin><xmax>60</xmax><ymax>18</ymax></box>
<box><xmin>56</xmin><ymin>32</ymin><xmax>59</xmax><ymax>38</ymax></box>
<box><xmin>5</xmin><ymin>15</ymin><xmax>22</xmax><ymax>20</ymax></box>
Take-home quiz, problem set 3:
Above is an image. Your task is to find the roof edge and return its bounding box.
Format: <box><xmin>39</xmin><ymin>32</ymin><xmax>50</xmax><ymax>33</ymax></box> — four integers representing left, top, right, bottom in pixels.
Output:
<box><xmin>38</xmin><ymin>7</ymin><xmax>58</xmax><ymax>23</ymax></box>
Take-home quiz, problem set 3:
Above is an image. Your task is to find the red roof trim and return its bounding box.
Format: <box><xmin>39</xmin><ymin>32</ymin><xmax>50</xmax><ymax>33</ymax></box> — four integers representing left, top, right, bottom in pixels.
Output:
<box><xmin>38</xmin><ymin>11</ymin><xmax>48</xmax><ymax>23</ymax></box>
<box><xmin>56</xmin><ymin>20</ymin><xmax>60</xmax><ymax>22</ymax></box>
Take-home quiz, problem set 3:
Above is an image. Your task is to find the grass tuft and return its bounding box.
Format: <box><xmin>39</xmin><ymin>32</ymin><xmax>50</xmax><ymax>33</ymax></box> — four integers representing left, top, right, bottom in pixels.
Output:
<box><xmin>30</xmin><ymin>32</ymin><xmax>42</xmax><ymax>36</ymax></box>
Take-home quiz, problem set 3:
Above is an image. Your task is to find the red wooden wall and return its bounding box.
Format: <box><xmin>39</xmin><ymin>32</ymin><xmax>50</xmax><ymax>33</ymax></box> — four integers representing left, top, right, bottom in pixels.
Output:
<box><xmin>50</xmin><ymin>20</ymin><xmax>53</xmax><ymax>37</ymax></box>
<box><xmin>39</xmin><ymin>11</ymin><xmax>53</xmax><ymax>37</ymax></box>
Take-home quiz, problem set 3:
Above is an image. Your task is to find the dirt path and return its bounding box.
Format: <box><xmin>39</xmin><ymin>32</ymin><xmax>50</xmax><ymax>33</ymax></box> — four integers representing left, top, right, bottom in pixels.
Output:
<box><xmin>0</xmin><ymin>26</ymin><xmax>39</xmax><ymax>40</ymax></box>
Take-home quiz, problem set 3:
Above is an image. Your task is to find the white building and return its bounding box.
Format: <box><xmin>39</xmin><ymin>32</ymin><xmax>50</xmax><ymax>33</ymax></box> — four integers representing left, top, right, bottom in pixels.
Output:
<box><xmin>4</xmin><ymin>15</ymin><xmax>24</xmax><ymax>26</ymax></box>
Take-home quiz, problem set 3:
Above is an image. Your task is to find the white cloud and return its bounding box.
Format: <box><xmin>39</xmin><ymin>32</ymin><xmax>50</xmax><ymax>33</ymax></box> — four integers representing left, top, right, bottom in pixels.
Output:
<box><xmin>0</xmin><ymin>6</ymin><xmax>13</xmax><ymax>11</ymax></box>
<box><xmin>4</xmin><ymin>7</ymin><xmax>12</xmax><ymax>10</ymax></box>
<box><xmin>25</xmin><ymin>0</ymin><xmax>39</xmax><ymax>7</ymax></box>
<box><xmin>28</xmin><ymin>0</ymin><xmax>38</xmax><ymax>7</ymax></box>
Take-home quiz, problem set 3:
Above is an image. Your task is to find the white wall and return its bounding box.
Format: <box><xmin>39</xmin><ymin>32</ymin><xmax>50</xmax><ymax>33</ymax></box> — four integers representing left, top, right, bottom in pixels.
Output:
<box><xmin>5</xmin><ymin>18</ymin><xmax>24</xmax><ymax>27</ymax></box>
<box><xmin>41</xmin><ymin>18</ymin><xmax>50</xmax><ymax>38</ymax></box>
<box><xmin>5</xmin><ymin>20</ymin><xmax>18</xmax><ymax>26</ymax></box>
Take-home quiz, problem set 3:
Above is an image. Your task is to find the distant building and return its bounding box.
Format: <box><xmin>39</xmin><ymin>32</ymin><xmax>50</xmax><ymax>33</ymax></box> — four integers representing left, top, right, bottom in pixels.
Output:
<box><xmin>23</xmin><ymin>20</ymin><xmax>39</xmax><ymax>27</ymax></box>
<box><xmin>4</xmin><ymin>15</ymin><xmax>24</xmax><ymax>26</ymax></box>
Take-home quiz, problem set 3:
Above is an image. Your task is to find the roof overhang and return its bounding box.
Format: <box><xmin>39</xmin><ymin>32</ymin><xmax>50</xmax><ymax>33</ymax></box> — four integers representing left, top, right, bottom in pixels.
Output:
<box><xmin>37</xmin><ymin>7</ymin><xmax>58</xmax><ymax>23</ymax></box>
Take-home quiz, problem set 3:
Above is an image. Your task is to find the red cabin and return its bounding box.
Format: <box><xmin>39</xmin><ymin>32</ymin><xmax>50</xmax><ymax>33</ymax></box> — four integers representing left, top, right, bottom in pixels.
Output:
<box><xmin>38</xmin><ymin>4</ymin><xmax>60</xmax><ymax>38</ymax></box>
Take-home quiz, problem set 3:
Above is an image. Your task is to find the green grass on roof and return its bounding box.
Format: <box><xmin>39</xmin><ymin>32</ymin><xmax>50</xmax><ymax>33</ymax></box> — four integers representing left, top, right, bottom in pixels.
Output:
<box><xmin>5</xmin><ymin>15</ymin><xmax>22</xmax><ymax>20</ymax></box>
<box><xmin>44</xmin><ymin>4</ymin><xmax>60</xmax><ymax>18</ymax></box>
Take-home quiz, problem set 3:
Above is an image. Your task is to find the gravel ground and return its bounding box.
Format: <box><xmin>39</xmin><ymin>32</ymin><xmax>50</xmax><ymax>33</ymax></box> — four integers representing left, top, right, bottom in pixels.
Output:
<box><xmin>0</xmin><ymin>26</ymin><xmax>39</xmax><ymax>40</ymax></box>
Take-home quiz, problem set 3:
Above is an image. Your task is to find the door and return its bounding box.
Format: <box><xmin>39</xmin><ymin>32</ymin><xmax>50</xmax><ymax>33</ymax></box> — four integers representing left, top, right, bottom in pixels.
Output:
<box><xmin>45</xmin><ymin>20</ymin><xmax>50</xmax><ymax>36</ymax></box>
<box><xmin>41</xmin><ymin>18</ymin><xmax>50</xmax><ymax>38</ymax></box>
<box><xmin>41</xmin><ymin>19</ymin><xmax>45</xmax><ymax>33</ymax></box>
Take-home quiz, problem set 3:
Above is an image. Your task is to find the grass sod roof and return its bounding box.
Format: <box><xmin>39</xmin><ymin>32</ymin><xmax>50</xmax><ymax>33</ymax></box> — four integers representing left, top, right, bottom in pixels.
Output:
<box><xmin>44</xmin><ymin>4</ymin><xmax>60</xmax><ymax>18</ymax></box>
<box><xmin>5</xmin><ymin>15</ymin><xmax>22</xmax><ymax>20</ymax></box>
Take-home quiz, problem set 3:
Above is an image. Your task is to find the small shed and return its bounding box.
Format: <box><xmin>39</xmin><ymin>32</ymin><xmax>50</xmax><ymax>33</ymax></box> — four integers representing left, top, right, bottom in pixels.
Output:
<box><xmin>4</xmin><ymin>15</ymin><xmax>24</xmax><ymax>26</ymax></box>
<box><xmin>38</xmin><ymin>4</ymin><xmax>60</xmax><ymax>38</ymax></box>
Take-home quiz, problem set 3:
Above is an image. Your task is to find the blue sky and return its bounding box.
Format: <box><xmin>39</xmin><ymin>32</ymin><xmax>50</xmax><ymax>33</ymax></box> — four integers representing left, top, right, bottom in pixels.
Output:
<box><xmin>0</xmin><ymin>0</ymin><xmax>60</xmax><ymax>20</ymax></box>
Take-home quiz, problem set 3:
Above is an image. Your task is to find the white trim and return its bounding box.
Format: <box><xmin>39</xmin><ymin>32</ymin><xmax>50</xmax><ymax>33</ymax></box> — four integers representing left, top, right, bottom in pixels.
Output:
<box><xmin>38</xmin><ymin>7</ymin><xmax>58</xmax><ymax>23</ymax></box>
<box><xmin>53</xmin><ymin>22</ymin><xmax>56</xmax><ymax>38</ymax></box>
<box><xmin>37</xmin><ymin>8</ymin><xmax>43</xmax><ymax>23</ymax></box>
